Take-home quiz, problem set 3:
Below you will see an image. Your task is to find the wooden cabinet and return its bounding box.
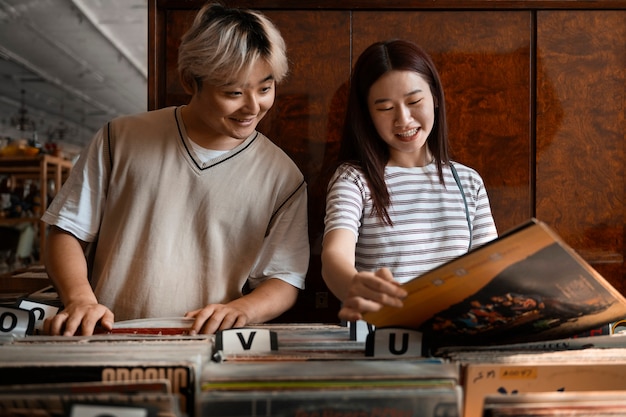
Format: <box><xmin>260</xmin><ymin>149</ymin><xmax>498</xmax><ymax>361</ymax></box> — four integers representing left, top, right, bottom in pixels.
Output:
<box><xmin>0</xmin><ymin>155</ymin><xmax>72</xmax><ymax>262</ymax></box>
<box><xmin>148</xmin><ymin>0</ymin><xmax>626</xmax><ymax>322</ymax></box>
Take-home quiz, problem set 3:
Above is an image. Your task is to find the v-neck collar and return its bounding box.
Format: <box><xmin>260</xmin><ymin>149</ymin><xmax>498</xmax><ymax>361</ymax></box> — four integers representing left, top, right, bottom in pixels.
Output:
<box><xmin>173</xmin><ymin>106</ymin><xmax>259</xmax><ymax>171</ymax></box>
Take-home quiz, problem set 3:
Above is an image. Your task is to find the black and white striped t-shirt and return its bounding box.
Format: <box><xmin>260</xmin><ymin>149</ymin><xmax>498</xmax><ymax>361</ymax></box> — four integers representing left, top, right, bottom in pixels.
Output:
<box><xmin>324</xmin><ymin>162</ymin><xmax>498</xmax><ymax>283</ymax></box>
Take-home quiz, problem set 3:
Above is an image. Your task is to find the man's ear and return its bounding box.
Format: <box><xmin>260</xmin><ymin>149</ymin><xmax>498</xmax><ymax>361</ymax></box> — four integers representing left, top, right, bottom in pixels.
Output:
<box><xmin>180</xmin><ymin>73</ymin><xmax>198</xmax><ymax>95</ymax></box>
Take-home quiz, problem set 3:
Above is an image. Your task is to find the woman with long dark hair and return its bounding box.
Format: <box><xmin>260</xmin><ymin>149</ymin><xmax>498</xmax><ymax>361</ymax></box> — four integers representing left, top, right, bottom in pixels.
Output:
<box><xmin>322</xmin><ymin>40</ymin><xmax>498</xmax><ymax>323</ymax></box>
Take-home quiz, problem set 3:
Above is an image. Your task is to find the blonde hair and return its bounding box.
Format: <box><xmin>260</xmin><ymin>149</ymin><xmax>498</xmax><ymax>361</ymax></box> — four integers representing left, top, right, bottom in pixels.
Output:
<box><xmin>178</xmin><ymin>3</ymin><xmax>288</xmax><ymax>91</ymax></box>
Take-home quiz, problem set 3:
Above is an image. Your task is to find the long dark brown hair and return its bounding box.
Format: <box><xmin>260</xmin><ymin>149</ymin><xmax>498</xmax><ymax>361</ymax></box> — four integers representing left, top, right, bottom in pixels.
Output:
<box><xmin>337</xmin><ymin>39</ymin><xmax>450</xmax><ymax>225</ymax></box>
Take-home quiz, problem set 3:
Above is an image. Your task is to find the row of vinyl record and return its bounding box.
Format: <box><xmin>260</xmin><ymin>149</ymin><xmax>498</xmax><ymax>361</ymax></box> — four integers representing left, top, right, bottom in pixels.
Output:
<box><xmin>0</xmin><ymin>323</ymin><xmax>459</xmax><ymax>417</ymax></box>
<box><xmin>4</xmin><ymin>322</ymin><xmax>626</xmax><ymax>417</ymax></box>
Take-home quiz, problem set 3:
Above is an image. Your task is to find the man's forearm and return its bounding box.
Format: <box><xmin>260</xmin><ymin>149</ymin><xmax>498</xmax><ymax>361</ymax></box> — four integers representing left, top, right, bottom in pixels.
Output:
<box><xmin>230</xmin><ymin>278</ymin><xmax>299</xmax><ymax>324</ymax></box>
<box><xmin>44</xmin><ymin>226</ymin><xmax>96</xmax><ymax>306</ymax></box>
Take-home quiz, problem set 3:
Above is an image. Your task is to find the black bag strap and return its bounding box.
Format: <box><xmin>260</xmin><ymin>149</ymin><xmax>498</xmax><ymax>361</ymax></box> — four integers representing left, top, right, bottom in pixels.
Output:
<box><xmin>450</xmin><ymin>163</ymin><xmax>472</xmax><ymax>251</ymax></box>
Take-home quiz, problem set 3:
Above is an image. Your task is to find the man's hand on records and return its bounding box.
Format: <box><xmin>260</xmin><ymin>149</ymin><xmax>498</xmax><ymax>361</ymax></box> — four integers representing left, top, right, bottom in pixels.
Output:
<box><xmin>338</xmin><ymin>267</ymin><xmax>407</xmax><ymax>322</ymax></box>
<box><xmin>43</xmin><ymin>301</ymin><xmax>114</xmax><ymax>336</ymax></box>
<box><xmin>184</xmin><ymin>304</ymin><xmax>248</xmax><ymax>335</ymax></box>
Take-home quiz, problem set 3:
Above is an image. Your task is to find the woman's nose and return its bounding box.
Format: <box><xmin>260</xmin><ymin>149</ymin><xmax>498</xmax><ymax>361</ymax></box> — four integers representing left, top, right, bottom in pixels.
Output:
<box><xmin>394</xmin><ymin>105</ymin><xmax>412</xmax><ymax>126</ymax></box>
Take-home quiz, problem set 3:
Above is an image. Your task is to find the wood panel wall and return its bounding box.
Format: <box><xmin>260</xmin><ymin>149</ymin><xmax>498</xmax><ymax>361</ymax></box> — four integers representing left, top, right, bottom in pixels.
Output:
<box><xmin>148</xmin><ymin>0</ymin><xmax>626</xmax><ymax>323</ymax></box>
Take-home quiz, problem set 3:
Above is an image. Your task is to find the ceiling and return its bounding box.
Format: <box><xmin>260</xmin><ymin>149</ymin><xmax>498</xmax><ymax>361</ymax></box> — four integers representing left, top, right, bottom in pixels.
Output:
<box><xmin>0</xmin><ymin>0</ymin><xmax>148</xmax><ymax>154</ymax></box>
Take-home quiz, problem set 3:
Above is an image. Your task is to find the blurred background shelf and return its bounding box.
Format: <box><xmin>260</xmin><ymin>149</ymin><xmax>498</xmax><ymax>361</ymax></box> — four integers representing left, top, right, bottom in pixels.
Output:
<box><xmin>0</xmin><ymin>154</ymin><xmax>72</xmax><ymax>271</ymax></box>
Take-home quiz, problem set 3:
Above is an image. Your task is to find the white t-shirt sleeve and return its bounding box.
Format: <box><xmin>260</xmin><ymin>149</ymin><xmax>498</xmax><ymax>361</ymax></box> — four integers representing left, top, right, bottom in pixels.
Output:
<box><xmin>247</xmin><ymin>185</ymin><xmax>310</xmax><ymax>290</ymax></box>
<box><xmin>470</xmin><ymin>176</ymin><xmax>499</xmax><ymax>246</ymax></box>
<box><xmin>323</xmin><ymin>165</ymin><xmax>364</xmax><ymax>240</ymax></box>
<box><xmin>41</xmin><ymin>128</ymin><xmax>109</xmax><ymax>242</ymax></box>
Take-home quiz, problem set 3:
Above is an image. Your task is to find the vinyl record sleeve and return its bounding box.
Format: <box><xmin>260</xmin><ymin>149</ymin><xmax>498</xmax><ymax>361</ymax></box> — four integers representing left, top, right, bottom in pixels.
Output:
<box><xmin>364</xmin><ymin>218</ymin><xmax>626</xmax><ymax>348</ymax></box>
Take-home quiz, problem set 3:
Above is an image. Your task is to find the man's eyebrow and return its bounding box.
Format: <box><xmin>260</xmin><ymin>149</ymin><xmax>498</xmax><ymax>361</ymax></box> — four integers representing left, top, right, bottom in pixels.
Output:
<box><xmin>223</xmin><ymin>74</ymin><xmax>275</xmax><ymax>88</ymax></box>
<box><xmin>373</xmin><ymin>89</ymin><xmax>422</xmax><ymax>104</ymax></box>
<box><xmin>248</xmin><ymin>74</ymin><xmax>274</xmax><ymax>87</ymax></box>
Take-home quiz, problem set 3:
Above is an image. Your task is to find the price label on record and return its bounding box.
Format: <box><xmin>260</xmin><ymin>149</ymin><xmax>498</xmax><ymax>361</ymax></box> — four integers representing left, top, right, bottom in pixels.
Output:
<box><xmin>70</xmin><ymin>404</ymin><xmax>153</xmax><ymax>417</ymax></box>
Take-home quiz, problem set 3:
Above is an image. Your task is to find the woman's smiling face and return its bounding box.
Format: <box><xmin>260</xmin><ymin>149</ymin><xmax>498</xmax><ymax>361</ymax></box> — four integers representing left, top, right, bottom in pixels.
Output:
<box><xmin>367</xmin><ymin>70</ymin><xmax>436</xmax><ymax>167</ymax></box>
